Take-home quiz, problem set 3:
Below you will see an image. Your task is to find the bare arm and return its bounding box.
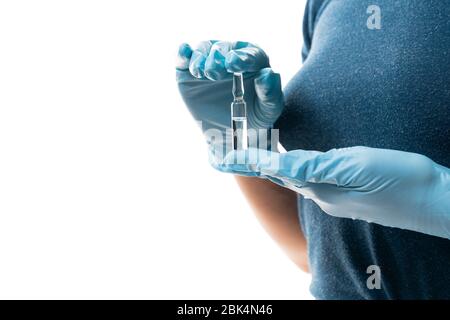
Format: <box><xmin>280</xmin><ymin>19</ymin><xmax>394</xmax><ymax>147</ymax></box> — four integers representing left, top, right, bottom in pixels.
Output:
<box><xmin>235</xmin><ymin>176</ymin><xmax>309</xmax><ymax>272</ymax></box>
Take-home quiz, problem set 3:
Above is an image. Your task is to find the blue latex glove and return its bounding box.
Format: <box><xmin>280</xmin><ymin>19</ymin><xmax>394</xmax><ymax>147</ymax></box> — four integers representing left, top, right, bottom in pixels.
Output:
<box><xmin>176</xmin><ymin>40</ymin><xmax>283</xmax><ymax>164</ymax></box>
<box><xmin>218</xmin><ymin>147</ymin><xmax>450</xmax><ymax>239</ymax></box>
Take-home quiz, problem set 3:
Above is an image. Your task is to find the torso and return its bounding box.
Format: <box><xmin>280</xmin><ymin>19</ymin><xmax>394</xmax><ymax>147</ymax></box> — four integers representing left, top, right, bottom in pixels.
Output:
<box><xmin>276</xmin><ymin>0</ymin><xmax>450</xmax><ymax>299</ymax></box>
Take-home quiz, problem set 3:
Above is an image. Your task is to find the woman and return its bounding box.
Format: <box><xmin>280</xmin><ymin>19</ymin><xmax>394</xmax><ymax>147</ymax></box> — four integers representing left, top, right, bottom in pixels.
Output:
<box><xmin>176</xmin><ymin>0</ymin><xmax>450</xmax><ymax>299</ymax></box>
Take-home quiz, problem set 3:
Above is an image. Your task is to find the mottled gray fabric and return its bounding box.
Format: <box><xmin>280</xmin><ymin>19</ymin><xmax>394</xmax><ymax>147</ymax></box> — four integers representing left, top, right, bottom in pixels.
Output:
<box><xmin>276</xmin><ymin>0</ymin><xmax>450</xmax><ymax>299</ymax></box>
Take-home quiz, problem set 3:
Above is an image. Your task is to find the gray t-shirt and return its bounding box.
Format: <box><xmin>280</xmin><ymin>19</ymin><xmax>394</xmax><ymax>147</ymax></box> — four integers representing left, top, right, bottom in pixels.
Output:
<box><xmin>276</xmin><ymin>0</ymin><xmax>450</xmax><ymax>299</ymax></box>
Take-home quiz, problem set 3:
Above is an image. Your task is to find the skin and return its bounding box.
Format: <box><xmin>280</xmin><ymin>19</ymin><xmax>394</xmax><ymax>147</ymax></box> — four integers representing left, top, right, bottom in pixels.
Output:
<box><xmin>234</xmin><ymin>176</ymin><xmax>309</xmax><ymax>273</ymax></box>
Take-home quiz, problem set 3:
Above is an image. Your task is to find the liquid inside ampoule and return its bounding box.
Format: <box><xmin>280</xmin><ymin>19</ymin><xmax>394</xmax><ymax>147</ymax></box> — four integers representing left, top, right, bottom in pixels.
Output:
<box><xmin>232</xmin><ymin>116</ymin><xmax>248</xmax><ymax>150</ymax></box>
<box><xmin>231</xmin><ymin>73</ymin><xmax>248</xmax><ymax>150</ymax></box>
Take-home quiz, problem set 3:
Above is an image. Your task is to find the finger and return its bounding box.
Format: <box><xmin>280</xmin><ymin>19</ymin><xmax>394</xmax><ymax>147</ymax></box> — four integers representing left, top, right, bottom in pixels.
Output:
<box><xmin>220</xmin><ymin>148</ymin><xmax>364</xmax><ymax>192</ymax></box>
<box><xmin>225</xmin><ymin>43</ymin><xmax>270</xmax><ymax>73</ymax></box>
<box><xmin>189</xmin><ymin>40</ymin><xmax>217</xmax><ymax>79</ymax></box>
<box><xmin>176</xmin><ymin>43</ymin><xmax>193</xmax><ymax>71</ymax></box>
<box><xmin>219</xmin><ymin>148</ymin><xmax>348</xmax><ymax>189</ymax></box>
<box><xmin>253</xmin><ymin>68</ymin><xmax>284</xmax><ymax>125</ymax></box>
<box><xmin>220</xmin><ymin>148</ymin><xmax>324</xmax><ymax>183</ymax></box>
<box><xmin>259</xmin><ymin>148</ymin><xmax>360</xmax><ymax>187</ymax></box>
<box><xmin>204</xmin><ymin>41</ymin><xmax>233</xmax><ymax>81</ymax></box>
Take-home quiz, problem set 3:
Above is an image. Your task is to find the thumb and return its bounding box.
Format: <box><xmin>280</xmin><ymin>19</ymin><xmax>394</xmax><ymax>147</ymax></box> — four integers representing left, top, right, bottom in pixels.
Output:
<box><xmin>252</xmin><ymin>68</ymin><xmax>284</xmax><ymax>128</ymax></box>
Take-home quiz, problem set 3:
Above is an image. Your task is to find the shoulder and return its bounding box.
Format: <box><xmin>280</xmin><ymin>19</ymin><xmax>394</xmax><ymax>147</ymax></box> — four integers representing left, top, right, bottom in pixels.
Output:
<box><xmin>304</xmin><ymin>0</ymin><xmax>330</xmax><ymax>23</ymax></box>
<box><xmin>302</xmin><ymin>0</ymin><xmax>331</xmax><ymax>61</ymax></box>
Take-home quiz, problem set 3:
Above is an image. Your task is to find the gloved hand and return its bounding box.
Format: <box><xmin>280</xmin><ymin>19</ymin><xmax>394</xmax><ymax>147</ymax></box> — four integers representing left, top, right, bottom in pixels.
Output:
<box><xmin>218</xmin><ymin>146</ymin><xmax>450</xmax><ymax>239</ymax></box>
<box><xmin>176</xmin><ymin>40</ymin><xmax>283</xmax><ymax>165</ymax></box>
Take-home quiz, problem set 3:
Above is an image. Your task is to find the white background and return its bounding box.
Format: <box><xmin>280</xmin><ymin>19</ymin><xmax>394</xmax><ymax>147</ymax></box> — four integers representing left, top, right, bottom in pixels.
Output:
<box><xmin>0</xmin><ymin>0</ymin><xmax>311</xmax><ymax>299</ymax></box>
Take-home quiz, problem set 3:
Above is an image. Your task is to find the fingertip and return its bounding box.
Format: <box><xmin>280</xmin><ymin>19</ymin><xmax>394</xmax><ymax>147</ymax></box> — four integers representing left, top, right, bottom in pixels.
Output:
<box><xmin>189</xmin><ymin>40</ymin><xmax>219</xmax><ymax>79</ymax></box>
<box><xmin>254</xmin><ymin>68</ymin><xmax>282</xmax><ymax>103</ymax></box>
<box><xmin>176</xmin><ymin>43</ymin><xmax>193</xmax><ymax>70</ymax></box>
<box><xmin>255</xmin><ymin>67</ymin><xmax>279</xmax><ymax>84</ymax></box>
<box><xmin>189</xmin><ymin>51</ymin><xmax>207</xmax><ymax>79</ymax></box>
<box><xmin>178</xmin><ymin>43</ymin><xmax>193</xmax><ymax>58</ymax></box>
<box><xmin>224</xmin><ymin>46</ymin><xmax>270</xmax><ymax>73</ymax></box>
<box><xmin>224</xmin><ymin>50</ymin><xmax>254</xmax><ymax>73</ymax></box>
<box><xmin>204</xmin><ymin>46</ymin><xmax>228</xmax><ymax>81</ymax></box>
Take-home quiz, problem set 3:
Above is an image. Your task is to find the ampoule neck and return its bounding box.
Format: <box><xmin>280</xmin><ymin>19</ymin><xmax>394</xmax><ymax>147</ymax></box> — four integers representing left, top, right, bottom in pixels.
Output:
<box><xmin>232</xmin><ymin>73</ymin><xmax>245</xmax><ymax>100</ymax></box>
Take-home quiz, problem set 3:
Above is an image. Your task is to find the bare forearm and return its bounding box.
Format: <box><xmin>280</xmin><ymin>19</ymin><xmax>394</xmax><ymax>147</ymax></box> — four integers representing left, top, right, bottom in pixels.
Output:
<box><xmin>234</xmin><ymin>176</ymin><xmax>309</xmax><ymax>272</ymax></box>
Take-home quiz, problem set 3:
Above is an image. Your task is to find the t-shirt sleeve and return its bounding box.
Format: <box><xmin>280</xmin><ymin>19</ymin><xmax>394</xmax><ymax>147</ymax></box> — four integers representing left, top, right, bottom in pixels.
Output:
<box><xmin>302</xmin><ymin>0</ymin><xmax>330</xmax><ymax>62</ymax></box>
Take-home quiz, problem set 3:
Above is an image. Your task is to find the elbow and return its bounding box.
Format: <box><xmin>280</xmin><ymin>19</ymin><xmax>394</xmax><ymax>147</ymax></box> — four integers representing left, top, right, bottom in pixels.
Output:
<box><xmin>294</xmin><ymin>257</ymin><xmax>310</xmax><ymax>273</ymax></box>
<box><xmin>287</xmin><ymin>248</ymin><xmax>310</xmax><ymax>273</ymax></box>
